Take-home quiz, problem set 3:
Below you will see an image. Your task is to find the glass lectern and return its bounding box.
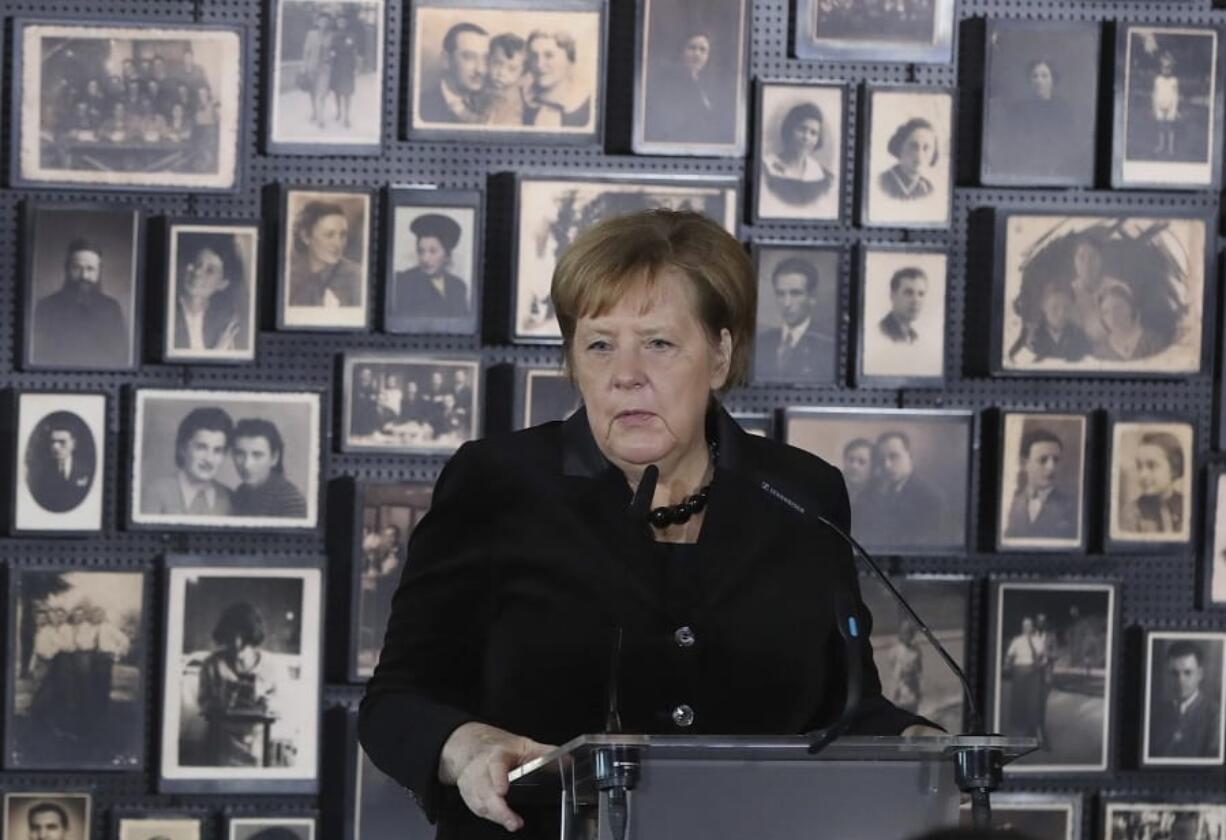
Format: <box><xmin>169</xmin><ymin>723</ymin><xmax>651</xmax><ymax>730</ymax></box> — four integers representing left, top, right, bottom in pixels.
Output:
<box><xmin>508</xmin><ymin>734</ymin><xmax>1037</xmax><ymax>840</ymax></box>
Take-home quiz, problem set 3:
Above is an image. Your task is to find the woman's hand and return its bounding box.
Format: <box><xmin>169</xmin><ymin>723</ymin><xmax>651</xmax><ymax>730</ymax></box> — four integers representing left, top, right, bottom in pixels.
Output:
<box><xmin>901</xmin><ymin>724</ymin><xmax>946</xmax><ymax>737</ymax></box>
<box><xmin>439</xmin><ymin>722</ymin><xmax>556</xmax><ymax>832</ymax></box>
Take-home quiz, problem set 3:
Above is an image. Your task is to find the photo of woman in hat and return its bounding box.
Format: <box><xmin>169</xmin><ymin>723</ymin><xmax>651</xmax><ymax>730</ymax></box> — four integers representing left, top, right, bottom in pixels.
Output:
<box><xmin>387</xmin><ymin>206</ymin><xmax>475</xmax><ymax>333</ymax></box>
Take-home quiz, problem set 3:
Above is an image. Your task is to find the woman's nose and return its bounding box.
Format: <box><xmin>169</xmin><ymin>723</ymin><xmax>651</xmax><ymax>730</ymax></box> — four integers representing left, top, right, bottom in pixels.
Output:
<box><xmin>610</xmin><ymin>348</ymin><xmax>646</xmax><ymax>388</ymax></box>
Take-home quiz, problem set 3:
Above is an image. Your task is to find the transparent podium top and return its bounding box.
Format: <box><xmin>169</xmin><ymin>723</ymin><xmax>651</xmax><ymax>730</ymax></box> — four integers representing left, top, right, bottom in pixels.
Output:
<box><xmin>509</xmin><ymin>734</ymin><xmax>1038</xmax><ymax>786</ymax></box>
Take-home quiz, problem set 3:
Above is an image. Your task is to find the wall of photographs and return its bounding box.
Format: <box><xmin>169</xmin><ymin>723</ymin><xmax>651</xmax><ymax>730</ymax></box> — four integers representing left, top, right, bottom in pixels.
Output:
<box><xmin>1</xmin><ymin>0</ymin><xmax>1225</xmax><ymax>838</ymax></box>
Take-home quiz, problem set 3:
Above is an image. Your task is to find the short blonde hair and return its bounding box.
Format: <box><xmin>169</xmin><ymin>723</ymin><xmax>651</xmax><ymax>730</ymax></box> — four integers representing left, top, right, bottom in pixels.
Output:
<box><xmin>550</xmin><ymin>210</ymin><xmax>756</xmax><ymax>388</ymax></box>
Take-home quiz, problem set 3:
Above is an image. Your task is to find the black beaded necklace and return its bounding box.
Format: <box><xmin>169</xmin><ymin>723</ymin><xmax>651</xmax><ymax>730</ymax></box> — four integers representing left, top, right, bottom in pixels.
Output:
<box><xmin>647</xmin><ymin>443</ymin><xmax>717</xmax><ymax>529</ymax></box>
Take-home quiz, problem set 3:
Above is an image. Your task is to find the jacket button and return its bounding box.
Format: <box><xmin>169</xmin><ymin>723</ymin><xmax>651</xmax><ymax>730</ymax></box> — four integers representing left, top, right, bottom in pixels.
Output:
<box><xmin>672</xmin><ymin>704</ymin><xmax>695</xmax><ymax>728</ymax></box>
<box><xmin>674</xmin><ymin>626</ymin><xmax>696</xmax><ymax>648</ymax></box>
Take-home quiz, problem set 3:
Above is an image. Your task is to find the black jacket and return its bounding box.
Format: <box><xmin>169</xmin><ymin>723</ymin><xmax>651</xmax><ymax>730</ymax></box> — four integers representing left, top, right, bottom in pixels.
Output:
<box><xmin>358</xmin><ymin>404</ymin><xmax>929</xmax><ymax>838</ymax></box>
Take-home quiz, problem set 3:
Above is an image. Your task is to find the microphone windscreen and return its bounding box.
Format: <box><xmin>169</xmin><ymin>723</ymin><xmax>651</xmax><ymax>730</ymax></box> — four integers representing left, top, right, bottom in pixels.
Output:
<box><xmin>629</xmin><ymin>464</ymin><xmax>659</xmax><ymax>521</ymax></box>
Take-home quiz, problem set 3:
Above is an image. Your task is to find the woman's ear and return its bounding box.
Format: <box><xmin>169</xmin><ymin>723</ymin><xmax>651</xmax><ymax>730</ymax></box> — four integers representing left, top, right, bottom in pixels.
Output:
<box><xmin>710</xmin><ymin>328</ymin><xmax>733</xmax><ymax>390</ymax></box>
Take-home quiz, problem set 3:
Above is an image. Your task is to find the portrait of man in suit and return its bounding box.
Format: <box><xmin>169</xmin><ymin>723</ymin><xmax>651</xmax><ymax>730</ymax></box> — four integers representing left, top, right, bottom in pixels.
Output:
<box><xmin>140</xmin><ymin>406</ymin><xmax>234</xmax><ymax>516</ymax></box>
<box><xmin>30</xmin><ymin>237</ymin><xmax>130</xmax><ymax>369</ymax></box>
<box><xmin>419</xmin><ymin>22</ymin><xmax>490</xmax><ymax>124</ymax></box>
<box><xmin>1004</xmin><ymin>427</ymin><xmax>1078</xmax><ymax>540</ymax></box>
<box><xmin>1149</xmin><ymin>639</ymin><xmax>1222</xmax><ymax>760</ymax></box>
<box><xmin>753</xmin><ymin>255</ymin><xmax>836</xmax><ymax>383</ymax></box>
<box><xmin>24</xmin><ymin>411</ymin><xmax>96</xmax><ymax>515</ymax></box>
<box><xmin>878</xmin><ymin>266</ymin><xmax>927</xmax><ymax>344</ymax></box>
<box><xmin>857</xmin><ymin>430</ymin><xmax>946</xmax><ymax>547</ymax></box>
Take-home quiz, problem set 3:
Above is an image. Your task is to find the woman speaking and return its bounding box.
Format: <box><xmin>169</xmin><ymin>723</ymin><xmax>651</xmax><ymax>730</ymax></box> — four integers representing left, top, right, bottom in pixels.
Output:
<box><xmin>359</xmin><ymin>210</ymin><xmax>937</xmax><ymax>838</ymax></box>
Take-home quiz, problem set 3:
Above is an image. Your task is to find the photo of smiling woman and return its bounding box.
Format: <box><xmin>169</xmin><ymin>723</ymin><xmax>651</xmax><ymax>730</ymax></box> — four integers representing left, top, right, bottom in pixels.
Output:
<box><xmin>279</xmin><ymin>188</ymin><xmax>371</xmax><ymax>330</ymax></box>
<box><xmin>165</xmin><ymin>224</ymin><xmax>258</xmax><ymax>363</ymax></box>
<box><xmin>862</xmin><ymin>87</ymin><xmax>953</xmax><ymax>228</ymax></box>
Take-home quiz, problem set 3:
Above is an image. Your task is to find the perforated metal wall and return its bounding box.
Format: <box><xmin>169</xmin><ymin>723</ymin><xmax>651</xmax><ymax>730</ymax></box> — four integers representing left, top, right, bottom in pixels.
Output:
<box><xmin>0</xmin><ymin>0</ymin><xmax>1223</xmax><ymax>837</ymax></box>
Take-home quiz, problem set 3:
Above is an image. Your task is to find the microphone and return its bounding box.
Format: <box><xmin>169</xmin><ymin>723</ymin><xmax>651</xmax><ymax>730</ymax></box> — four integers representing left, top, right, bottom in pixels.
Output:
<box><xmin>758</xmin><ymin>478</ymin><xmax>982</xmax><ymax>736</ymax></box>
<box><xmin>628</xmin><ymin>464</ymin><xmax>659</xmax><ymax>524</ymax></box>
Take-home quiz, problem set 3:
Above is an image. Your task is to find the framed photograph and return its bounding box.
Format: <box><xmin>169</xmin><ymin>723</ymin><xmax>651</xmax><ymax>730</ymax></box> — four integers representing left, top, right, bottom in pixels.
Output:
<box><xmin>1142</xmin><ymin>630</ymin><xmax>1226</xmax><ymax>766</ymax></box>
<box><xmin>342</xmin><ymin>711</ymin><xmax>434</xmax><ymax>840</ymax></box>
<box><xmin>753</xmin><ymin>80</ymin><xmax>845</xmax><ymax>222</ymax></box>
<box><xmin>980</xmin><ymin>20</ymin><xmax>1100</xmax><ymax>187</ymax></box>
<box><xmin>783</xmin><ymin>407</ymin><xmax>974</xmax><ymax>555</ymax></box>
<box><xmin>1112</xmin><ymin>24</ymin><xmax>1225</xmax><ymax>190</ymax></box>
<box><xmin>4</xmin><ymin>793</ymin><xmax>91</xmax><ymax>840</ymax></box>
<box><xmin>22</xmin><ymin>204</ymin><xmax>141</xmax><ymax>371</ymax></box>
<box><xmin>511</xmin><ymin>173</ymin><xmax>740</xmax><ymax>343</ymax></box>
<box><xmin>996</xmin><ymin>412</ymin><xmax>1089</xmax><ymax>553</ymax></box>
<box><xmin>991</xmin><ymin>208</ymin><xmax>1214</xmax><ymax>376</ymax></box>
<box><xmin>860</xmin><ymin>86</ymin><xmax>954</xmax><ymax>229</ymax></box>
<box><xmin>513</xmin><ymin>365</ymin><xmax>581</xmax><ymax>430</ymax></box>
<box><xmin>11</xmin><ymin>392</ymin><xmax>106</xmax><ymax>535</ymax></box>
<box><xmin>163</xmin><ymin>220</ymin><xmax>259</xmax><ymax>363</ymax></box>
<box><xmin>277</xmin><ymin>186</ymin><xmax>372</xmax><ymax>331</ymax></box>
<box><xmin>114</xmin><ymin>813</ymin><xmax>204</xmax><ymax>840</ymax></box>
<box><xmin>158</xmin><ymin>554</ymin><xmax>323</xmax><ymax>794</ymax></box>
<box><xmin>407</xmin><ymin>0</ymin><xmax>605</xmax><ymax>143</ymax></box>
<box><xmin>1206</xmin><ymin>466</ymin><xmax>1226</xmax><ymax>607</ymax></box>
<box><xmin>268</xmin><ymin>0</ymin><xmax>386</xmax><ymax>154</ymax></box>
<box><xmin>633</xmin><ymin>0</ymin><xmax>749</xmax><ymax>156</ymax></box>
<box><xmin>731</xmin><ymin>412</ymin><xmax>773</xmax><ymax>438</ymax></box>
<box><xmin>860</xmin><ymin>575</ymin><xmax>970</xmax><ymax>734</ymax></box>
<box><xmin>5</xmin><ymin>565</ymin><xmax>147</xmax><ymax>770</ymax></box>
<box><xmin>750</xmin><ymin>244</ymin><xmax>842</xmax><ymax>386</ymax></box>
<box><xmin>1104</xmin><ymin>802</ymin><xmax>1226</xmax><ymax>839</ymax></box>
<box><xmin>855</xmin><ymin>246</ymin><xmax>947</xmax><ymax>386</ymax></box>
<box><xmin>349</xmin><ymin>482</ymin><xmax>433</xmax><ymax>681</ymax></box>
<box><xmin>342</xmin><ymin>353</ymin><xmax>481</xmax><ymax>454</ymax></box>
<box><xmin>227</xmin><ymin>816</ymin><xmax>317</xmax><ymax>840</ymax></box>
<box><xmin>960</xmin><ymin>792</ymin><xmax>1083</xmax><ymax>839</ymax></box>
<box><xmin>989</xmin><ymin>580</ymin><xmax>1117</xmax><ymax>773</ymax></box>
<box><xmin>1106</xmin><ymin>417</ymin><xmax>1194</xmax><ymax>548</ymax></box>
<box><xmin>129</xmin><ymin>388</ymin><xmax>323</xmax><ymax>530</ymax></box>
<box><xmin>384</xmin><ymin>188</ymin><xmax>482</xmax><ymax>336</ymax></box>
<box><xmin>792</xmin><ymin>0</ymin><xmax>954</xmax><ymax>63</ymax></box>
<box><xmin>12</xmin><ymin>20</ymin><xmax>245</xmax><ymax>191</ymax></box>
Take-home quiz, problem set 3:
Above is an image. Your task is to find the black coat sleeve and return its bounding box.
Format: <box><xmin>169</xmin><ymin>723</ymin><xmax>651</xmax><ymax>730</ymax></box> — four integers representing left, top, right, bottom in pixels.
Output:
<box><xmin>822</xmin><ymin>468</ymin><xmax>943</xmax><ymax>736</ymax></box>
<box><xmin>358</xmin><ymin>442</ymin><xmax>496</xmax><ymax>822</ymax></box>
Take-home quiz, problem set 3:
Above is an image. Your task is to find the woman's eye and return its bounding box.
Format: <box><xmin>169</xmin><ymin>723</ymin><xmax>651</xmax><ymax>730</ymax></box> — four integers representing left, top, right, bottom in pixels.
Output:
<box><xmin>648</xmin><ymin>338</ymin><xmax>673</xmax><ymax>349</ymax></box>
<box><xmin>587</xmin><ymin>340</ymin><xmax>610</xmax><ymax>351</ymax></box>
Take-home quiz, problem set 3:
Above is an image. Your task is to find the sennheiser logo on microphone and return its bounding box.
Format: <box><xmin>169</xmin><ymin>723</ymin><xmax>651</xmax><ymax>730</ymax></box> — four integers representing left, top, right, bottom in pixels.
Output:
<box><xmin>760</xmin><ymin>480</ymin><xmax>806</xmax><ymax>515</ymax></box>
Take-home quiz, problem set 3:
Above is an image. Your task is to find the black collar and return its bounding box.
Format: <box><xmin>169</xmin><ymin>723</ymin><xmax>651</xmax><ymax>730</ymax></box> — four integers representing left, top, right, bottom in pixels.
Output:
<box><xmin>561</xmin><ymin>400</ymin><xmax>754</xmax><ymax>481</ymax></box>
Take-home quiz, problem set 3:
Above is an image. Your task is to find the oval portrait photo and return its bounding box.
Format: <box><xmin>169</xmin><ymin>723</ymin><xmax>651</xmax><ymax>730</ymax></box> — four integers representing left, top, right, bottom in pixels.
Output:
<box><xmin>24</xmin><ymin>410</ymin><xmax>97</xmax><ymax>514</ymax></box>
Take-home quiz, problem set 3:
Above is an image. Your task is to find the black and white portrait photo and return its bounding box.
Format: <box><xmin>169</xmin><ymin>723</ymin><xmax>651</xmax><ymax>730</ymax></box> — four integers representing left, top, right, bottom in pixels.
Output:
<box><xmin>409</xmin><ymin>1</ymin><xmax>603</xmax><ymax>141</ymax></box>
<box><xmin>279</xmin><ymin>187</ymin><xmax>371</xmax><ymax>330</ymax></box>
<box><xmin>996</xmin><ymin>412</ymin><xmax>1087</xmax><ymax>552</ymax></box>
<box><xmin>12</xmin><ymin>393</ymin><xmax>106</xmax><ymax>534</ymax></box>
<box><xmin>228</xmin><ymin>817</ymin><xmax>316</xmax><ymax>840</ymax></box>
<box><xmin>116</xmin><ymin>816</ymin><xmax>202</xmax><ymax>840</ymax></box>
<box><xmin>513</xmin><ymin>175</ymin><xmax>739</xmax><ymax>342</ymax></box>
<box><xmin>1143</xmin><ymin>631</ymin><xmax>1226</xmax><ymax>766</ymax></box>
<box><xmin>385</xmin><ymin>190</ymin><xmax>480</xmax><ymax>335</ymax></box>
<box><xmin>1105</xmin><ymin>803</ymin><xmax>1226</xmax><ymax>840</ymax></box>
<box><xmin>1211</xmin><ymin>471</ymin><xmax>1226</xmax><ymax>606</ymax></box>
<box><xmin>268</xmin><ymin>0</ymin><xmax>385</xmax><ymax>153</ymax></box>
<box><xmin>164</xmin><ymin>222</ymin><xmax>258</xmax><ymax>363</ymax></box>
<box><xmin>23</xmin><ymin>205</ymin><xmax>140</xmax><ymax>370</ymax></box>
<box><xmin>634</xmin><ymin>0</ymin><xmax>748</xmax><ymax>155</ymax></box>
<box><xmin>784</xmin><ymin>408</ymin><xmax>973</xmax><ymax>554</ymax></box>
<box><xmin>857</xmin><ymin>248</ymin><xmax>946</xmax><ymax>384</ymax></box>
<box><xmin>962</xmin><ymin>792</ymin><xmax>1082</xmax><ymax>840</ymax></box>
<box><xmin>794</xmin><ymin>0</ymin><xmax>954</xmax><ymax>64</ymax></box>
<box><xmin>5</xmin><ymin>568</ymin><xmax>145</xmax><ymax>770</ymax></box>
<box><xmin>994</xmin><ymin>211</ymin><xmax>1211</xmax><ymax>376</ymax></box>
<box><xmin>159</xmin><ymin>558</ymin><xmax>322</xmax><ymax>792</ymax></box>
<box><xmin>1115</xmin><ymin>25</ymin><xmax>1224</xmax><ymax>189</ymax></box>
<box><xmin>754</xmin><ymin>82</ymin><xmax>844</xmax><ymax>222</ymax></box>
<box><xmin>860</xmin><ymin>575</ymin><xmax>970</xmax><ymax>734</ymax></box>
<box><xmin>517</xmin><ymin>366</ymin><xmax>582</xmax><ymax>429</ymax></box>
<box><xmin>4</xmin><ymin>793</ymin><xmax>91</xmax><ymax>840</ymax></box>
<box><xmin>14</xmin><ymin>21</ymin><xmax>243</xmax><ymax>191</ymax></box>
<box><xmin>981</xmin><ymin>21</ymin><xmax>1100</xmax><ymax>187</ymax></box>
<box><xmin>351</xmin><ymin>733</ymin><xmax>434</xmax><ymax>840</ymax></box>
<box><xmin>129</xmin><ymin>389</ymin><xmax>321</xmax><ymax>530</ymax></box>
<box><xmin>751</xmin><ymin>246</ymin><xmax>840</xmax><ymax>386</ymax></box>
<box><xmin>1108</xmin><ymin>419</ymin><xmax>1194</xmax><ymax>546</ymax></box>
<box><xmin>991</xmin><ymin>581</ymin><xmax>1116</xmax><ymax>773</ymax></box>
<box><xmin>861</xmin><ymin>87</ymin><xmax>953</xmax><ymax>229</ymax></box>
<box><xmin>351</xmin><ymin>482</ymin><xmax>432</xmax><ymax>680</ymax></box>
<box><xmin>343</xmin><ymin>354</ymin><xmax>481</xmax><ymax>454</ymax></box>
